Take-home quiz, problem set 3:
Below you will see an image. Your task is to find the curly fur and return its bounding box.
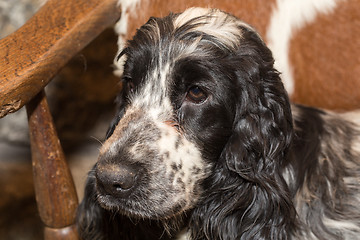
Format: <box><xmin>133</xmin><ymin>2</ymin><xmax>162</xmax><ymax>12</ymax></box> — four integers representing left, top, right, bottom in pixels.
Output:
<box><xmin>76</xmin><ymin>8</ymin><xmax>360</xmax><ymax>240</ymax></box>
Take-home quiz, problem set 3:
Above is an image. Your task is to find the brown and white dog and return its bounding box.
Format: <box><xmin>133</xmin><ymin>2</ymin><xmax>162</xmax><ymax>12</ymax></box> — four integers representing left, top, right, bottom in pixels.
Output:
<box><xmin>114</xmin><ymin>0</ymin><xmax>360</xmax><ymax>111</ymax></box>
<box><xmin>77</xmin><ymin>8</ymin><xmax>360</xmax><ymax>240</ymax></box>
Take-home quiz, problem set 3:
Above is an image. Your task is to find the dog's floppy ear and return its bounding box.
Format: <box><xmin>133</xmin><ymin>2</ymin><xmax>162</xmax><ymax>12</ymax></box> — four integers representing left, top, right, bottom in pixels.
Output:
<box><xmin>225</xmin><ymin>28</ymin><xmax>294</xmax><ymax>185</ymax></box>
<box><xmin>190</xmin><ymin>27</ymin><xmax>297</xmax><ymax>239</ymax></box>
<box><xmin>225</xmin><ymin>27</ymin><xmax>296</xmax><ymax>238</ymax></box>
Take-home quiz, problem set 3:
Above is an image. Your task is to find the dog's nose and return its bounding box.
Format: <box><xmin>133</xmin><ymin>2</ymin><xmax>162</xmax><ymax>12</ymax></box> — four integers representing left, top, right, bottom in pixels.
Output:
<box><xmin>95</xmin><ymin>162</ymin><xmax>139</xmax><ymax>198</ymax></box>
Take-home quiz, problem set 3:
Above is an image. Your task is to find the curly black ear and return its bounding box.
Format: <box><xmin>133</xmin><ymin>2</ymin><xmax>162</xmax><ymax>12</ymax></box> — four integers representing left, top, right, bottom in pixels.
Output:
<box><xmin>225</xmin><ymin>26</ymin><xmax>297</xmax><ymax>238</ymax></box>
<box><xmin>190</xmin><ymin>27</ymin><xmax>297</xmax><ymax>239</ymax></box>
<box><xmin>225</xmin><ymin>28</ymin><xmax>294</xmax><ymax>183</ymax></box>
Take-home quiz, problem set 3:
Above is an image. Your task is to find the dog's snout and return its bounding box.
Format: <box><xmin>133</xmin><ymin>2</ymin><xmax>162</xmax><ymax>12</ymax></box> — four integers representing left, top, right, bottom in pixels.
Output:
<box><xmin>96</xmin><ymin>162</ymin><xmax>139</xmax><ymax>198</ymax></box>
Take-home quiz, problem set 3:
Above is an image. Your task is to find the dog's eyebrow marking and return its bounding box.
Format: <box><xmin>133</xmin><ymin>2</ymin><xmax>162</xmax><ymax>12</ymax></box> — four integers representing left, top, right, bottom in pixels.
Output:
<box><xmin>173</xmin><ymin>8</ymin><xmax>252</xmax><ymax>51</ymax></box>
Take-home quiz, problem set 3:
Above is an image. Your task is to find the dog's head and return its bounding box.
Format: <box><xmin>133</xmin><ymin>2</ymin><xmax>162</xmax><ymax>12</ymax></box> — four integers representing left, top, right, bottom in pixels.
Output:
<box><xmin>94</xmin><ymin>8</ymin><xmax>293</xmax><ymax>223</ymax></box>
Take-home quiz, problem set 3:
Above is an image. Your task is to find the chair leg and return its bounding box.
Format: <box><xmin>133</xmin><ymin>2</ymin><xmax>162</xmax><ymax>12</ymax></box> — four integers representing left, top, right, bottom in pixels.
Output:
<box><xmin>26</xmin><ymin>90</ymin><xmax>79</xmax><ymax>240</ymax></box>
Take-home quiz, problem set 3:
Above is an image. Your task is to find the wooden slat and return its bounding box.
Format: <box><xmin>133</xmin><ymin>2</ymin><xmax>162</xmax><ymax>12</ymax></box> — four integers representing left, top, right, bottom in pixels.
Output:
<box><xmin>0</xmin><ymin>0</ymin><xmax>121</xmax><ymax>118</ymax></box>
<box><xmin>26</xmin><ymin>91</ymin><xmax>78</xmax><ymax>238</ymax></box>
<box><xmin>44</xmin><ymin>225</ymin><xmax>79</xmax><ymax>240</ymax></box>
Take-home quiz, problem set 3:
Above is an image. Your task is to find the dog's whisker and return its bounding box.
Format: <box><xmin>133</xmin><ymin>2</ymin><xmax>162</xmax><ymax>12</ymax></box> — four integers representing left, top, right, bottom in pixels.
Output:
<box><xmin>90</xmin><ymin>135</ymin><xmax>104</xmax><ymax>146</ymax></box>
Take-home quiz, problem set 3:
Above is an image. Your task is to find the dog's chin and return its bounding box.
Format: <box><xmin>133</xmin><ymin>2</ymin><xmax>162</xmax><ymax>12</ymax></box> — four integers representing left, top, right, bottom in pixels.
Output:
<box><xmin>96</xmin><ymin>193</ymin><xmax>190</xmax><ymax>220</ymax></box>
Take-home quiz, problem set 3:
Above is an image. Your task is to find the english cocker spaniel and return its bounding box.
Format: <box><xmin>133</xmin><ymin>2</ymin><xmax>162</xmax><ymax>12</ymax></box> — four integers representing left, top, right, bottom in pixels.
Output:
<box><xmin>77</xmin><ymin>8</ymin><xmax>360</xmax><ymax>240</ymax></box>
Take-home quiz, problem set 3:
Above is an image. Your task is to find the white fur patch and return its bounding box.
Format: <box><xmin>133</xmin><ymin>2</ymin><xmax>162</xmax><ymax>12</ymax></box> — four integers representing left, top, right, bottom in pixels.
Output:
<box><xmin>282</xmin><ymin>165</ymin><xmax>295</xmax><ymax>186</ymax></box>
<box><xmin>176</xmin><ymin>229</ymin><xmax>191</xmax><ymax>240</ymax></box>
<box><xmin>267</xmin><ymin>0</ymin><xmax>340</xmax><ymax>95</ymax></box>
<box><xmin>174</xmin><ymin>8</ymin><xmax>251</xmax><ymax>51</ymax></box>
<box><xmin>130</xmin><ymin>65</ymin><xmax>173</xmax><ymax>118</ymax></box>
<box><xmin>114</xmin><ymin>0</ymin><xmax>142</xmax><ymax>76</ymax></box>
<box><xmin>156</xmin><ymin>121</ymin><xmax>208</xmax><ymax>207</ymax></box>
<box><xmin>322</xmin><ymin>217</ymin><xmax>360</xmax><ymax>231</ymax></box>
<box><xmin>341</xmin><ymin>110</ymin><xmax>360</xmax><ymax>156</ymax></box>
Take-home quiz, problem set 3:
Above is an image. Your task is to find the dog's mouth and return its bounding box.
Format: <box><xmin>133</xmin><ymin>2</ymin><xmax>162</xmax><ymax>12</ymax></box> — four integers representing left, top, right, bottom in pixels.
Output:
<box><xmin>95</xmin><ymin>184</ymin><xmax>191</xmax><ymax>220</ymax></box>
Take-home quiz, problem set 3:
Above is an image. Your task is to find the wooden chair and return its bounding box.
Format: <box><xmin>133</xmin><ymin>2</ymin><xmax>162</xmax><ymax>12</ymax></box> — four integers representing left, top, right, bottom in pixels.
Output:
<box><xmin>0</xmin><ymin>0</ymin><xmax>121</xmax><ymax>239</ymax></box>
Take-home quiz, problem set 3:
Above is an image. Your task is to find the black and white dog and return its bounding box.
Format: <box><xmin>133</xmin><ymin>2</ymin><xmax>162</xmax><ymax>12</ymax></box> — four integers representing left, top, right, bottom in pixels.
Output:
<box><xmin>77</xmin><ymin>8</ymin><xmax>360</xmax><ymax>240</ymax></box>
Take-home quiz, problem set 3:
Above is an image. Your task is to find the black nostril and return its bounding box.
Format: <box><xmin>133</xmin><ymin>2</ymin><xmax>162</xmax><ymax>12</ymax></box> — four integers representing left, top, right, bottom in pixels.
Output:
<box><xmin>95</xmin><ymin>162</ymin><xmax>139</xmax><ymax>198</ymax></box>
<box><xmin>112</xmin><ymin>172</ymin><xmax>136</xmax><ymax>191</ymax></box>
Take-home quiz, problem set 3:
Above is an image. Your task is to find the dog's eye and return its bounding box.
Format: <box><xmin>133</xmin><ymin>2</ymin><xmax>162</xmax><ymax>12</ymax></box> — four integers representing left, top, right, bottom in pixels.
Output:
<box><xmin>127</xmin><ymin>81</ymin><xmax>135</xmax><ymax>93</ymax></box>
<box><xmin>186</xmin><ymin>86</ymin><xmax>207</xmax><ymax>103</ymax></box>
